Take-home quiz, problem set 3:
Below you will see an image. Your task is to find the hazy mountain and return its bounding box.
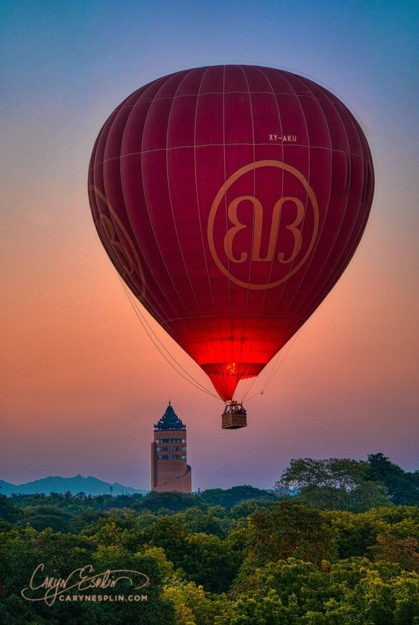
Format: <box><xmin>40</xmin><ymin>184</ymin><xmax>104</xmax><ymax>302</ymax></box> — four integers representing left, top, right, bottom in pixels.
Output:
<box><xmin>0</xmin><ymin>475</ymin><xmax>147</xmax><ymax>496</ymax></box>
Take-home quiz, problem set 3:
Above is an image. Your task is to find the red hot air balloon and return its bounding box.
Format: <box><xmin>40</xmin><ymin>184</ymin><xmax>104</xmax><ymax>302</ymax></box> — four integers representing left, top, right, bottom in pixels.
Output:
<box><xmin>88</xmin><ymin>65</ymin><xmax>374</xmax><ymax>429</ymax></box>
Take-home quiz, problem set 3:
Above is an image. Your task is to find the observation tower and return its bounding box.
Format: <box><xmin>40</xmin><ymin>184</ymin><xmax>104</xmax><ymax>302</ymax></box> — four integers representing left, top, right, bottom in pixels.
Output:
<box><xmin>150</xmin><ymin>403</ymin><xmax>192</xmax><ymax>492</ymax></box>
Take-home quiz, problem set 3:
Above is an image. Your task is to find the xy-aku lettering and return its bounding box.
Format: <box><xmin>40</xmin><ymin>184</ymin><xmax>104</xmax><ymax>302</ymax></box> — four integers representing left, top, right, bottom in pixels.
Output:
<box><xmin>268</xmin><ymin>134</ymin><xmax>297</xmax><ymax>142</ymax></box>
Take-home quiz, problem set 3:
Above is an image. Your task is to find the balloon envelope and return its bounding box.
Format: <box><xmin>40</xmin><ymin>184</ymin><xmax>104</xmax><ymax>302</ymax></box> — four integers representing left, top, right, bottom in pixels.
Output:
<box><xmin>88</xmin><ymin>65</ymin><xmax>374</xmax><ymax>401</ymax></box>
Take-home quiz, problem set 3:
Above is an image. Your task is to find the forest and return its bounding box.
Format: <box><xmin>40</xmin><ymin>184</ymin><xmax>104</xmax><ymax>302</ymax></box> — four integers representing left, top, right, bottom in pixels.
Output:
<box><xmin>0</xmin><ymin>453</ymin><xmax>417</xmax><ymax>624</ymax></box>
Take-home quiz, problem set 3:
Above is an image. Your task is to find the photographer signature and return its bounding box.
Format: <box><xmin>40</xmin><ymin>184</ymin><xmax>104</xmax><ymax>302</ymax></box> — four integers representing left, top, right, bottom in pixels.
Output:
<box><xmin>21</xmin><ymin>563</ymin><xmax>150</xmax><ymax>606</ymax></box>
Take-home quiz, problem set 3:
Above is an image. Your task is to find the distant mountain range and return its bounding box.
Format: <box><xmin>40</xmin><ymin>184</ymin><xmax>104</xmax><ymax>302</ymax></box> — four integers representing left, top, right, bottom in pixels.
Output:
<box><xmin>0</xmin><ymin>475</ymin><xmax>147</xmax><ymax>497</ymax></box>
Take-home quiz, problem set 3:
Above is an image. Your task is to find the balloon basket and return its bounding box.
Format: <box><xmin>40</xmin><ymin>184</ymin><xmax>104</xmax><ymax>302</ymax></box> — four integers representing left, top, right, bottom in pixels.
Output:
<box><xmin>221</xmin><ymin>401</ymin><xmax>247</xmax><ymax>429</ymax></box>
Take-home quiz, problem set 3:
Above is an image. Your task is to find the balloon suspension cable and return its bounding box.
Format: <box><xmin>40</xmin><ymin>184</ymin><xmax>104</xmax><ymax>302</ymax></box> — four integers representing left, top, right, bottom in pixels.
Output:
<box><xmin>118</xmin><ymin>278</ymin><xmax>218</xmax><ymax>399</ymax></box>
<box><xmin>238</xmin><ymin>329</ymin><xmax>302</xmax><ymax>404</ymax></box>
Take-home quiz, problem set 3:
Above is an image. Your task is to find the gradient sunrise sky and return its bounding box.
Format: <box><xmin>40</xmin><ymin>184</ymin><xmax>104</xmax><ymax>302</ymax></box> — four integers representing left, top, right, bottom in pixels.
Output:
<box><xmin>1</xmin><ymin>0</ymin><xmax>418</xmax><ymax>490</ymax></box>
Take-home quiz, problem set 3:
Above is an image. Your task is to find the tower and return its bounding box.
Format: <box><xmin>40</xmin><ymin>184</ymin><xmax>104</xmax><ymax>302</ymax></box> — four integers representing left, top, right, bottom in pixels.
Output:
<box><xmin>150</xmin><ymin>403</ymin><xmax>192</xmax><ymax>493</ymax></box>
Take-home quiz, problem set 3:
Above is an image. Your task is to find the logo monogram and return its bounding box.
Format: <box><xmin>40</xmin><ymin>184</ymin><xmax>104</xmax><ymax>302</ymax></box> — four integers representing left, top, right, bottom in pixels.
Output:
<box><xmin>207</xmin><ymin>160</ymin><xmax>319</xmax><ymax>290</ymax></box>
<box><xmin>90</xmin><ymin>186</ymin><xmax>146</xmax><ymax>297</ymax></box>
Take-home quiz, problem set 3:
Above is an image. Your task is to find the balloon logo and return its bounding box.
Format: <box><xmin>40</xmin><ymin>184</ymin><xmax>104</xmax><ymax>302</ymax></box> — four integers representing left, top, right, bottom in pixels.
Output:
<box><xmin>207</xmin><ymin>159</ymin><xmax>319</xmax><ymax>290</ymax></box>
<box><xmin>88</xmin><ymin>65</ymin><xmax>374</xmax><ymax>427</ymax></box>
<box><xmin>90</xmin><ymin>186</ymin><xmax>146</xmax><ymax>299</ymax></box>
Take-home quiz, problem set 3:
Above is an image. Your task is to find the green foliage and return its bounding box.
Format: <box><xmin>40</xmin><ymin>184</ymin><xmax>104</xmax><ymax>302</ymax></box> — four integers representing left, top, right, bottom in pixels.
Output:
<box><xmin>326</xmin><ymin>506</ymin><xmax>419</xmax><ymax>564</ymax></box>
<box><xmin>0</xmin><ymin>529</ymin><xmax>174</xmax><ymax>624</ymax></box>
<box><xmin>163</xmin><ymin>579</ymin><xmax>231</xmax><ymax>625</ymax></box>
<box><xmin>174</xmin><ymin>507</ymin><xmax>226</xmax><ymax>537</ymax></box>
<box><xmin>297</xmin><ymin>481</ymin><xmax>390</xmax><ymax>512</ymax></box>
<box><xmin>0</xmin><ymin>495</ymin><xmax>20</xmax><ymax>523</ymax></box>
<box><xmin>239</xmin><ymin>501</ymin><xmax>337</xmax><ymax>575</ymax></box>
<box><xmin>229</xmin><ymin>558</ymin><xmax>419</xmax><ymax>625</ymax></box>
<box><xmin>0</xmin><ymin>503</ymin><xmax>418</xmax><ymax>625</ymax></box>
<box><xmin>280</xmin><ymin>458</ymin><xmax>368</xmax><ymax>490</ymax></box>
<box><xmin>181</xmin><ymin>532</ymin><xmax>238</xmax><ymax>592</ymax></box>
<box><xmin>139</xmin><ymin>491</ymin><xmax>199</xmax><ymax>513</ymax></box>
<box><xmin>366</xmin><ymin>453</ymin><xmax>419</xmax><ymax>506</ymax></box>
<box><xmin>1</xmin><ymin>454</ymin><xmax>417</xmax><ymax>623</ymax></box>
<box><xmin>230</xmin><ymin>498</ymin><xmax>276</xmax><ymax>520</ymax></box>
<box><xmin>20</xmin><ymin>505</ymin><xmax>73</xmax><ymax>532</ymax></box>
<box><xmin>325</xmin><ymin>509</ymin><xmax>381</xmax><ymax>559</ymax></box>
<box><xmin>372</xmin><ymin>534</ymin><xmax>419</xmax><ymax>572</ymax></box>
<box><xmin>140</xmin><ymin>515</ymin><xmax>190</xmax><ymax>565</ymax></box>
<box><xmin>139</xmin><ymin>516</ymin><xmax>238</xmax><ymax>591</ymax></box>
<box><xmin>279</xmin><ymin>457</ymin><xmax>397</xmax><ymax>512</ymax></box>
<box><xmin>199</xmin><ymin>485</ymin><xmax>277</xmax><ymax>508</ymax></box>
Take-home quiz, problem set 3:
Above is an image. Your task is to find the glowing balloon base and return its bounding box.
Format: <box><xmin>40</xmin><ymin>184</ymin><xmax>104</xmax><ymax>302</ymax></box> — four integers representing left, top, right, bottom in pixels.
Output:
<box><xmin>221</xmin><ymin>401</ymin><xmax>247</xmax><ymax>430</ymax></box>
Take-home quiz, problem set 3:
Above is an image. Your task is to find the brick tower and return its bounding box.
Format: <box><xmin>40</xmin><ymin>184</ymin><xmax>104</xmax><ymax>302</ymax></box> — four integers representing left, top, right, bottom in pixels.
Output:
<box><xmin>150</xmin><ymin>403</ymin><xmax>192</xmax><ymax>493</ymax></box>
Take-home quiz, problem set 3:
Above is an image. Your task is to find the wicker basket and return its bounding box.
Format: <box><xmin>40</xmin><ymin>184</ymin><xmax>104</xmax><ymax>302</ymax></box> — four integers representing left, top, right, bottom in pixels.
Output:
<box><xmin>222</xmin><ymin>411</ymin><xmax>247</xmax><ymax>429</ymax></box>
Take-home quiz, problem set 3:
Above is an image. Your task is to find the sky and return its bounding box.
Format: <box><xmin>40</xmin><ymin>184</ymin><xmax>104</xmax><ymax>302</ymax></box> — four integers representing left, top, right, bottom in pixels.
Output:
<box><xmin>1</xmin><ymin>0</ymin><xmax>418</xmax><ymax>490</ymax></box>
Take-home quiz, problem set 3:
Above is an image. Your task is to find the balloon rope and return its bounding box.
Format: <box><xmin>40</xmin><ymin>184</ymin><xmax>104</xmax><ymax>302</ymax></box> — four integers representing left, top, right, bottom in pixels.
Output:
<box><xmin>240</xmin><ymin>330</ymin><xmax>301</xmax><ymax>403</ymax></box>
<box><xmin>118</xmin><ymin>279</ymin><xmax>218</xmax><ymax>398</ymax></box>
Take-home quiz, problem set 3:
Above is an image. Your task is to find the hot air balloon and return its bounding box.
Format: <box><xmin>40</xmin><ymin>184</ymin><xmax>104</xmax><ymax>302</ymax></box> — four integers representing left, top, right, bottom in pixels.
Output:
<box><xmin>88</xmin><ymin>65</ymin><xmax>374</xmax><ymax>429</ymax></box>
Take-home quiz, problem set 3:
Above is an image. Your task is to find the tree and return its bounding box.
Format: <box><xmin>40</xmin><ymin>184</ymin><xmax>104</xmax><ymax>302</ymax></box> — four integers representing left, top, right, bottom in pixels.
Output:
<box><xmin>140</xmin><ymin>515</ymin><xmax>189</xmax><ymax>568</ymax></box>
<box><xmin>280</xmin><ymin>458</ymin><xmax>368</xmax><ymax>491</ymax></box>
<box><xmin>21</xmin><ymin>505</ymin><xmax>73</xmax><ymax>532</ymax></box>
<box><xmin>279</xmin><ymin>458</ymin><xmax>392</xmax><ymax>512</ymax></box>
<box><xmin>181</xmin><ymin>533</ymin><xmax>238</xmax><ymax>593</ymax></box>
<box><xmin>163</xmin><ymin>579</ymin><xmax>231</xmax><ymax>625</ymax></box>
<box><xmin>366</xmin><ymin>453</ymin><xmax>419</xmax><ymax>505</ymax></box>
<box><xmin>199</xmin><ymin>486</ymin><xmax>276</xmax><ymax>508</ymax></box>
<box><xmin>176</xmin><ymin>507</ymin><xmax>226</xmax><ymax>537</ymax></box>
<box><xmin>230</xmin><ymin>499</ymin><xmax>275</xmax><ymax>520</ymax></box>
<box><xmin>140</xmin><ymin>492</ymin><xmax>198</xmax><ymax>513</ymax></box>
<box><xmin>297</xmin><ymin>481</ymin><xmax>390</xmax><ymax>512</ymax></box>
<box><xmin>231</xmin><ymin>557</ymin><xmax>419</xmax><ymax>625</ymax></box>
<box><xmin>0</xmin><ymin>495</ymin><xmax>19</xmax><ymax>523</ymax></box>
<box><xmin>372</xmin><ymin>534</ymin><xmax>419</xmax><ymax>572</ymax></box>
<box><xmin>325</xmin><ymin>510</ymin><xmax>380</xmax><ymax>559</ymax></box>
<box><xmin>239</xmin><ymin>501</ymin><xmax>336</xmax><ymax>576</ymax></box>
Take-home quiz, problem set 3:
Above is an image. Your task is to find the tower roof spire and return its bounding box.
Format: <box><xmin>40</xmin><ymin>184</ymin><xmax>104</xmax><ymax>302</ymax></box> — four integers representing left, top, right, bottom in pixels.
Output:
<box><xmin>154</xmin><ymin>403</ymin><xmax>185</xmax><ymax>431</ymax></box>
